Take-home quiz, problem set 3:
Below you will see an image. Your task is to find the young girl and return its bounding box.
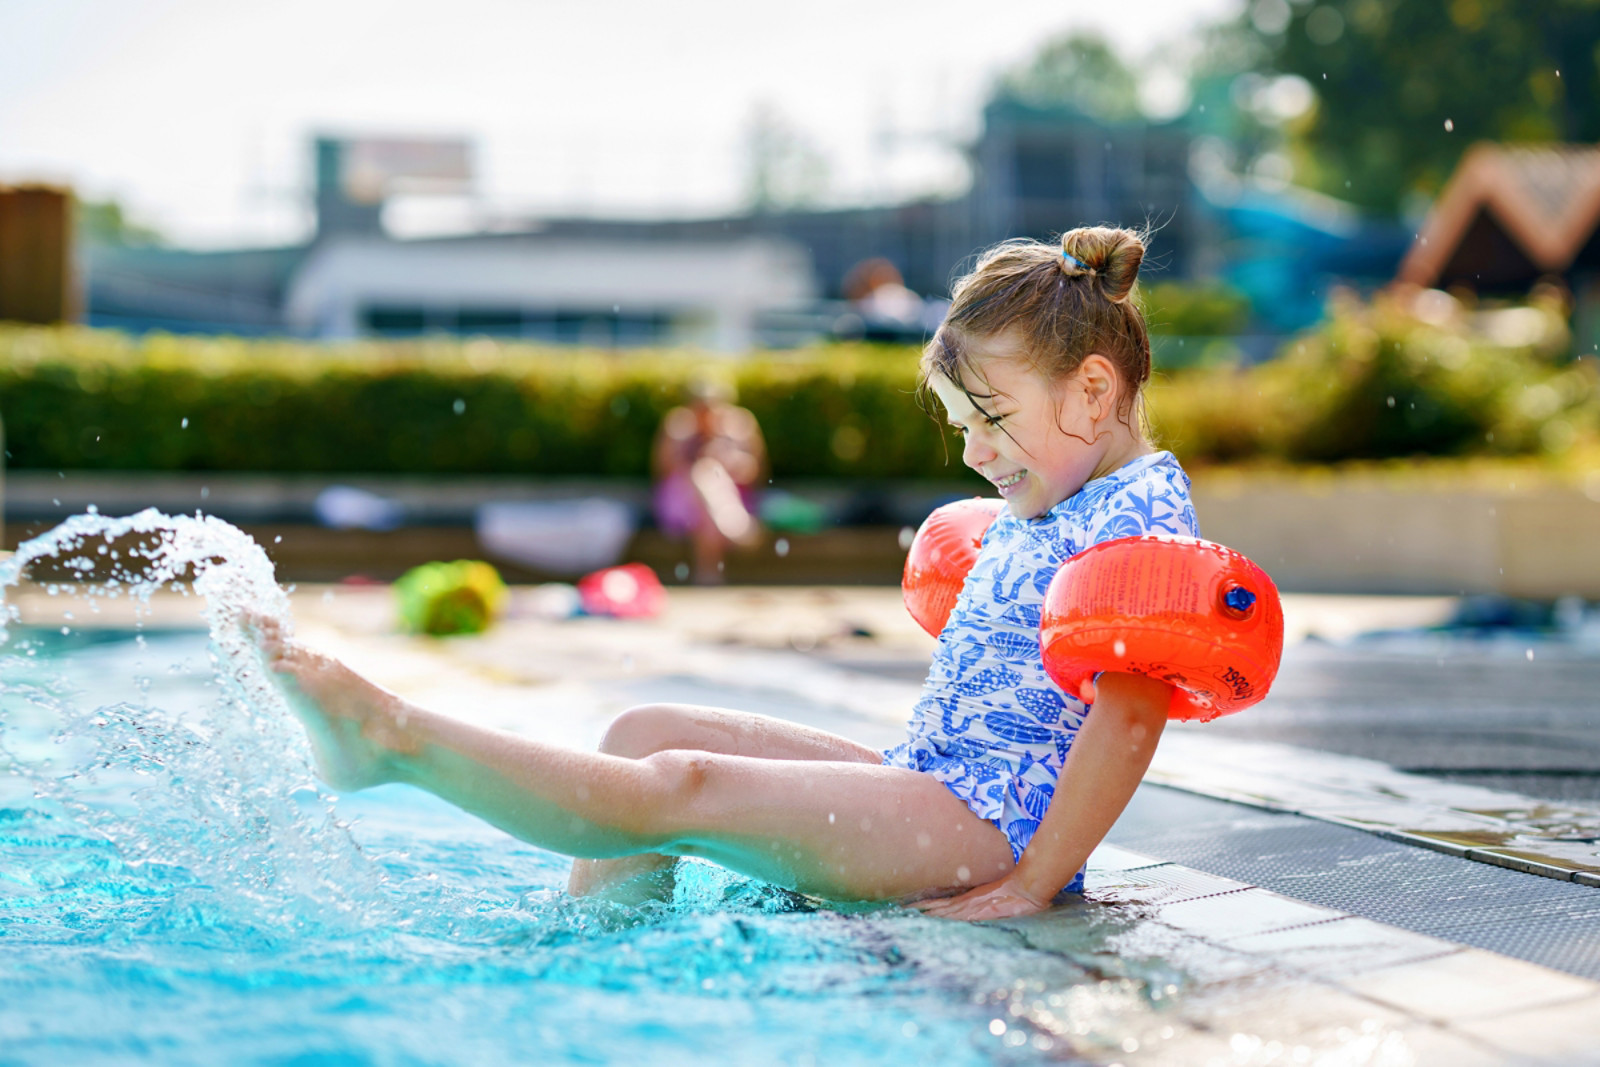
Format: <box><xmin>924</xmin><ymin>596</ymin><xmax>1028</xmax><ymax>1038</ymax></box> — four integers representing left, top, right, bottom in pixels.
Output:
<box><xmin>254</xmin><ymin>225</ymin><xmax>1200</xmax><ymax>921</ymax></box>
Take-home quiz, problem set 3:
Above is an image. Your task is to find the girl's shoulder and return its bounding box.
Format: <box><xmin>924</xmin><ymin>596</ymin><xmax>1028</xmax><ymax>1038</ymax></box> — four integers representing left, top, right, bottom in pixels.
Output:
<box><xmin>1058</xmin><ymin>451</ymin><xmax>1199</xmax><ymax>543</ymax></box>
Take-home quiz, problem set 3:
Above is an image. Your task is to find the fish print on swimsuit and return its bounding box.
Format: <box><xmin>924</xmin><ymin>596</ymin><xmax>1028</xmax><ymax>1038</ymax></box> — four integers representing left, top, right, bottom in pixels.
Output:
<box><xmin>883</xmin><ymin>452</ymin><xmax>1200</xmax><ymax>886</ymax></box>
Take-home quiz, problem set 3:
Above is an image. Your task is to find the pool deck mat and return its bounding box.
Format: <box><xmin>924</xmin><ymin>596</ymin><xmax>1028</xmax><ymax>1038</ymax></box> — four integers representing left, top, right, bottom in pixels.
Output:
<box><xmin>22</xmin><ymin>581</ymin><xmax>1600</xmax><ymax>1064</ymax></box>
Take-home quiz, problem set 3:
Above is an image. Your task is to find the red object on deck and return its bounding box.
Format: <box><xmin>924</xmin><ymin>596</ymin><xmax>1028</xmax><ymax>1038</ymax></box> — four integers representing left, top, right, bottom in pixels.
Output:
<box><xmin>901</xmin><ymin>498</ymin><xmax>1005</xmax><ymax>637</ymax></box>
<box><xmin>1039</xmin><ymin>535</ymin><xmax>1284</xmax><ymax>722</ymax></box>
<box><xmin>577</xmin><ymin>563</ymin><xmax>667</xmax><ymax>619</ymax></box>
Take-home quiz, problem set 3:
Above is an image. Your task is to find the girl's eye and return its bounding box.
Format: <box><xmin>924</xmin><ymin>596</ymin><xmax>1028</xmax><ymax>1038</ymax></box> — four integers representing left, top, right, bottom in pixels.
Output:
<box><xmin>953</xmin><ymin>414</ymin><xmax>1004</xmax><ymax>437</ymax></box>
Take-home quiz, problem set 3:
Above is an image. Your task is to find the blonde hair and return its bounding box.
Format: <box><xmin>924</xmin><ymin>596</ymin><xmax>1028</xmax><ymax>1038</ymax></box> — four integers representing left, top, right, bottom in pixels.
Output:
<box><xmin>923</xmin><ymin>225</ymin><xmax>1152</xmax><ymax>429</ymax></box>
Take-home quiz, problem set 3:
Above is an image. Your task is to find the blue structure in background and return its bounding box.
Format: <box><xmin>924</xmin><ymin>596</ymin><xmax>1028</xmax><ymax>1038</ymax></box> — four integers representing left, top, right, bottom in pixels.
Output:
<box><xmin>1201</xmin><ymin>184</ymin><xmax>1412</xmax><ymax>334</ymax></box>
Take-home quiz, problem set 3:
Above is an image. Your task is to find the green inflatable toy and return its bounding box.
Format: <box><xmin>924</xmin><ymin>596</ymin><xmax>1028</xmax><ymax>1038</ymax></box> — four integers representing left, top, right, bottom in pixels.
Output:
<box><xmin>394</xmin><ymin>560</ymin><xmax>509</xmax><ymax>636</ymax></box>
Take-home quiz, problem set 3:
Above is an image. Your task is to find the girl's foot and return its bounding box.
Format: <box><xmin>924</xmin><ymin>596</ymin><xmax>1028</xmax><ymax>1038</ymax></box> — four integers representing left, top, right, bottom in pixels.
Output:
<box><xmin>248</xmin><ymin>614</ymin><xmax>411</xmax><ymax>791</ymax></box>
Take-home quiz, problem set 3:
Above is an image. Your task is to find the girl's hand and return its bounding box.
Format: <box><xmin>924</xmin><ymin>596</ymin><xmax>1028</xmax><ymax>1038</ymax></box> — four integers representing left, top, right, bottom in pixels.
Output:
<box><xmin>912</xmin><ymin>876</ymin><xmax>1052</xmax><ymax>921</ymax></box>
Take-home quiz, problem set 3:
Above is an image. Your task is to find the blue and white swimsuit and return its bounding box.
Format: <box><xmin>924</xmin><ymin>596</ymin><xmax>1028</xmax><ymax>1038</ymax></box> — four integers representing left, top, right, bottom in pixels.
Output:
<box><xmin>882</xmin><ymin>451</ymin><xmax>1200</xmax><ymax>891</ymax></box>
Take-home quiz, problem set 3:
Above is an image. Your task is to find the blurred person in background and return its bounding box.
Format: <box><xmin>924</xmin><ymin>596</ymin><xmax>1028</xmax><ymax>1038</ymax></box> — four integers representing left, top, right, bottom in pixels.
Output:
<box><xmin>652</xmin><ymin>378</ymin><xmax>767</xmax><ymax>583</ymax></box>
<box><xmin>839</xmin><ymin>257</ymin><xmax>942</xmax><ymax>342</ymax></box>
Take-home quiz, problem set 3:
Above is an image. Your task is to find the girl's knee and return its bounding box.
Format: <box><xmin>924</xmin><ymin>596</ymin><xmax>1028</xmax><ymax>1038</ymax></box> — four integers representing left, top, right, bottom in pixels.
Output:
<box><xmin>598</xmin><ymin>703</ymin><xmax>697</xmax><ymax>759</ymax></box>
<box><xmin>629</xmin><ymin>749</ymin><xmax>716</xmax><ymax>836</ymax></box>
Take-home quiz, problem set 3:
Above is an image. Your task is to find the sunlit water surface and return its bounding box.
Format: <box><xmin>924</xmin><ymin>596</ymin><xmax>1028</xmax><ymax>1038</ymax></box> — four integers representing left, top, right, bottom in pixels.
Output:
<box><xmin>0</xmin><ymin>512</ymin><xmax>1191</xmax><ymax>1065</ymax></box>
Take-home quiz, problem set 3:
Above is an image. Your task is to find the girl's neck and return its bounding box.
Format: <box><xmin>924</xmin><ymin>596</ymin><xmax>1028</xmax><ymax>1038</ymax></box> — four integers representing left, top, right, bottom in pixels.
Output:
<box><xmin>1087</xmin><ymin>425</ymin><xmax>1153</xmax><ymax>485</ymax></box>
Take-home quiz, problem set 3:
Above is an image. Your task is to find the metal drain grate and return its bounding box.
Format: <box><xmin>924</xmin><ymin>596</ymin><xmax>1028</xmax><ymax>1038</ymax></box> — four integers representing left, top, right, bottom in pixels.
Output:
<box><xmin>1108</xmin><ymin>784</ymin><xmax>1600</xmax><ymax>982</ymax></box>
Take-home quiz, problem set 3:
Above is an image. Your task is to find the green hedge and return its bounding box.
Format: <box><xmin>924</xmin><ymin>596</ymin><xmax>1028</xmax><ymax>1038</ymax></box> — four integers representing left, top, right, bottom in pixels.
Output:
<box><xmin>4</xmin><ymin>293</ymin><xmax>1594</xmax><ymax>478</ymax></box>
<box><xmin>1147</xmin><ymin>289</ymin><xmax>1598</xmax><ymax>464</ymax></box>
<box><xmin>1141</xmin><ymin>280</ymin><xmax>1252</xmax><ymax>337</ymax></box>
<box><xmin>0</xmin><ymin>329</ymin><xmax>959</xmax><ymax>479</ymax></box>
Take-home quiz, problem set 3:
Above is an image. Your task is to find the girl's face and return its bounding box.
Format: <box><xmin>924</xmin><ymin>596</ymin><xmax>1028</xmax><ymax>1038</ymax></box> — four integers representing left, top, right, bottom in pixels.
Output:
<box><xmin>930</xmin><ymin>333</ymin><xmax>1140</xmax><ymax>519</ymax></box>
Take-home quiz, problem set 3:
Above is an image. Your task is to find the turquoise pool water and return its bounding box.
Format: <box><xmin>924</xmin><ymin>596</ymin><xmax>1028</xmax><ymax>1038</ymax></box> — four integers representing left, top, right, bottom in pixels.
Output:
<box><xmin>0</xmin><ymin>514</ymin><xmax>1187</xmax><ymax>1065</ymax></box>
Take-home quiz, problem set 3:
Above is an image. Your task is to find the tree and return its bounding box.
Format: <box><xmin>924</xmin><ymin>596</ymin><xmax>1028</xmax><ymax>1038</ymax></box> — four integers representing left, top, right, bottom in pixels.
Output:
<box><xmin>1251</xmin><ymin>0</ymin><xmax>1600</xmax><ymax>214</ymax></box>
<box><xmin>742</xmin><ymin>103</ymin><xmax>830</xmax><ymax>213</ymax></box>
<box><xmin>996</xmin><ymin>33</ymin><xmax>1143</xmax><ymax>121</ymax></box>
<box><xmin>76</xmin><ymin>197</ymin><xmax>164</xmax><ymax>246</ymax></box>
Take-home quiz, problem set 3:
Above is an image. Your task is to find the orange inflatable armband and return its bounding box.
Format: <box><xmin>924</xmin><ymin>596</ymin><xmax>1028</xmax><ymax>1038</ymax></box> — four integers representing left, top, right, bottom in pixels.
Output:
<box><xmin>902</xmin><ymin>498</ymin><xmax>1005</xmax><ymax>637</ymax></box>
<box><xmin>1039</xmin><ymin>535</ymin><xmax>1283</xmax><ymax>721</ymax></box>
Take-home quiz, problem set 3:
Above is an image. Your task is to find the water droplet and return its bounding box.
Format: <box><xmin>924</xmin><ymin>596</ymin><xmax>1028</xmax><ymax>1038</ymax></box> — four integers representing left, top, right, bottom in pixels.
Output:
<box><xmin>181</xmin><ymin>417</ymin><xmax>189</xmax><ymax>429</ymax></box>
<box><xmin>453</xmin><ymin>399</ymin><xmax>465</xmax><ymax>415</ymax></box>
<box><xmin>774</xmin><ymin>538</ymin><xmax>789</xmax><ymax>557</ymax></box>
<box><xmin>1444</xmin><ymin>118</ymin><xmax>1454</xmax><ymax>132</ymax></box>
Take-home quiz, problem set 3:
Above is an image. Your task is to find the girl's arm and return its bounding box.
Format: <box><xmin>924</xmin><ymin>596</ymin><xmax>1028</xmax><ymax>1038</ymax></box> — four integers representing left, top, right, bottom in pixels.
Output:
<box><xmin>914</xmin><ymin>671</ymin><xmax>1170</xmax><ymax>920</ymax></box>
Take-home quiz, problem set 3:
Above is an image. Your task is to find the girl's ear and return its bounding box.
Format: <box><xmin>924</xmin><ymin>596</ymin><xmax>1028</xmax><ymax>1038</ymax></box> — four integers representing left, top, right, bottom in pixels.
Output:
<box><xmin>1077</xmin><ymin>354</ymin><xmax>1119</xmax><ymax>423</ymax></box>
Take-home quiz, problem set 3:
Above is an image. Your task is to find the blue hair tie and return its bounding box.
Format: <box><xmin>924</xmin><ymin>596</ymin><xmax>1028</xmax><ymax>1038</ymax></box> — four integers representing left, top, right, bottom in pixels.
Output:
<box><xmin>1061</xmin><ymin>250</ymin><xmax>1086</xmax><ymax>272</ymax></box>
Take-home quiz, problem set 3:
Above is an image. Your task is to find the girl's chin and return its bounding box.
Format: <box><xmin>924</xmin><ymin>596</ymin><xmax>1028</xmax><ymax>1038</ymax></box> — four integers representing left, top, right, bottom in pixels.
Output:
<box><xmin>1003</xmin><ymin>488</ymin><xmax>1073</xmax><ymax>519</ymax></box>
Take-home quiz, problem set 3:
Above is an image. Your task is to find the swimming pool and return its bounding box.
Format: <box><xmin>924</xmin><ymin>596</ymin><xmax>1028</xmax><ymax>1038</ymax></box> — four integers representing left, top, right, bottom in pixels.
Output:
<box><xmin>0</xmin><ymin>514</ymin><xmax>1197</xmax><ymax>1065</ymax></box>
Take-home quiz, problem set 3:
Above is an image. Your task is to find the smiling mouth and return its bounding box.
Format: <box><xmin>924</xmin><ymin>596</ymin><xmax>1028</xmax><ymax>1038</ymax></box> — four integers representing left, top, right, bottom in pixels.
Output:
<box><xmin>993</xmin><ymin>471</ymin><xmax>1025</xmax><ymax>489</ymax></box>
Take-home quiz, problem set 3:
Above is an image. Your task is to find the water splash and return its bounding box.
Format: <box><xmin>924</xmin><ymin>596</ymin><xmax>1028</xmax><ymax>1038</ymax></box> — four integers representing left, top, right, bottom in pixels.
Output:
<box><xmin>0</xmin><ymin>508</ymin><xmax>387</xmax><ymax>934</ymax></box>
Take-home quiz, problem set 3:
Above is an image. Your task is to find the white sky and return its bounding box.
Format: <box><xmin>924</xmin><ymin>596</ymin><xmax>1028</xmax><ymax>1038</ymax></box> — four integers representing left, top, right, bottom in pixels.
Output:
<box><xmin>0</xmin><ymin>0</ymin><xmax>1242</xmax><ymax>248</ymax></box>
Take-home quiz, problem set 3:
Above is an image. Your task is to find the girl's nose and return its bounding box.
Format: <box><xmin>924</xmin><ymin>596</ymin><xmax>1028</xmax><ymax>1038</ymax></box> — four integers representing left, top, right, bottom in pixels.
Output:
<box><xmin>962</xmin><ymin>430</ymin><xmax>996</xmax><ymax>469</ymax></box>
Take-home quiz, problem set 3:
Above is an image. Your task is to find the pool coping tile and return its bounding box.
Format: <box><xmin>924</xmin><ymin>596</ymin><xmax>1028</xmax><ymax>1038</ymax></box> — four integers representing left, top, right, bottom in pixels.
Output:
<box><xmin>1084</xmin><ymin>863</ymin><xmax>1252</xmax><ymax>907</ymax></box>
<box><xmin>1085</xmin><ymin>843</ymin><xmax>1165</xmax><ymax>872</ymax></box>
<box><xmin>1152</xmin><ymin>887</ymin><xmax>1347</xmax><ymax>942</ymax></box>
<box><xmin>1223</xmin><ymin>916</ymin><xmax>1461</xmax><ymax>981</ymax></box>
<box><xmin>1452</xmin><ymin>993</ymin><xmax>1600</xmax><ymax>1059</ymax></box>
<box><xmin>1383</xmin><ymin>1024</ymin><xmax>1513</xmax><ymax>1067</ymax></box>
<box><xmin>1343</xmin><ymin>948</ymin><xmax>1600</xmax><ymax>1025</ymax></box>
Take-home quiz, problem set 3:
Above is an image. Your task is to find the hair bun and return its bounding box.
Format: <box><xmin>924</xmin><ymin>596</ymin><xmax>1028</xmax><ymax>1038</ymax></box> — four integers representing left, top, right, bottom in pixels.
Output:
<box><xmin>1060</xmin><ymin>226</ymin><xmax>1145</xmax><ymax>304</ymax></box>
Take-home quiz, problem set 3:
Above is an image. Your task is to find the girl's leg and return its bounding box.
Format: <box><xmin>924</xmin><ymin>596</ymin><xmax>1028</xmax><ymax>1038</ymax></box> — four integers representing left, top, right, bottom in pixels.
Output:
<box><xmin>567</xmin><ymin>703</ymin><xmax>885</xmax><ymax>900</ymax></box>
<box><xmin>687</xmin><ymin>456</ymin><xmax>759</xmax><ymax>583</ymax></box>
<box><xmin>257</xmin><ymin>623</ymin><xmax>1014</xmax><ymax>900</ymax></box>
<box><xmin>688</xmin><ymin>456</ymin><xmax>757</xmax><ymax>545</ymax></box>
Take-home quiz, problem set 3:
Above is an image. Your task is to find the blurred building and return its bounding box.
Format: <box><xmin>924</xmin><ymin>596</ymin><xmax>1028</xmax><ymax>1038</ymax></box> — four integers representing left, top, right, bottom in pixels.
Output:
<box><xmin>1397</xmin><ymin>143</ymin><xmax>1600</xmax><ymax>351</ymax></box>
<box><xmin>85</xmin><ymin>136</ymin><xmax>820</xmax><ymax>349</ymax></box>
<box><xmin>534</xmin><ymin>98</ymin><xmax>1200</xmax><ymax>314</ymax></box>
<box><xmin>77</xmin><ymin>104</ymin><xmax>1394</xmax><ymax>347</ymax></box>
<box><xmin>0</xmin><ymin>185</ymin><xmax>74</xmax><ymax>324</ymax></box>
<box><xmin>968</xmin><ymin>98</ymin><xmax>1194</xmax><ymax>259</ymax></box>
<box><xmin>284</xmin><ymin>232</ymin><xmax>812</xmax><ymax>350</ymax></box>
<box><xmin>84</xmin><ymin>243</ymin><xmax>301</xmax><ymax>335</ymax></box>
